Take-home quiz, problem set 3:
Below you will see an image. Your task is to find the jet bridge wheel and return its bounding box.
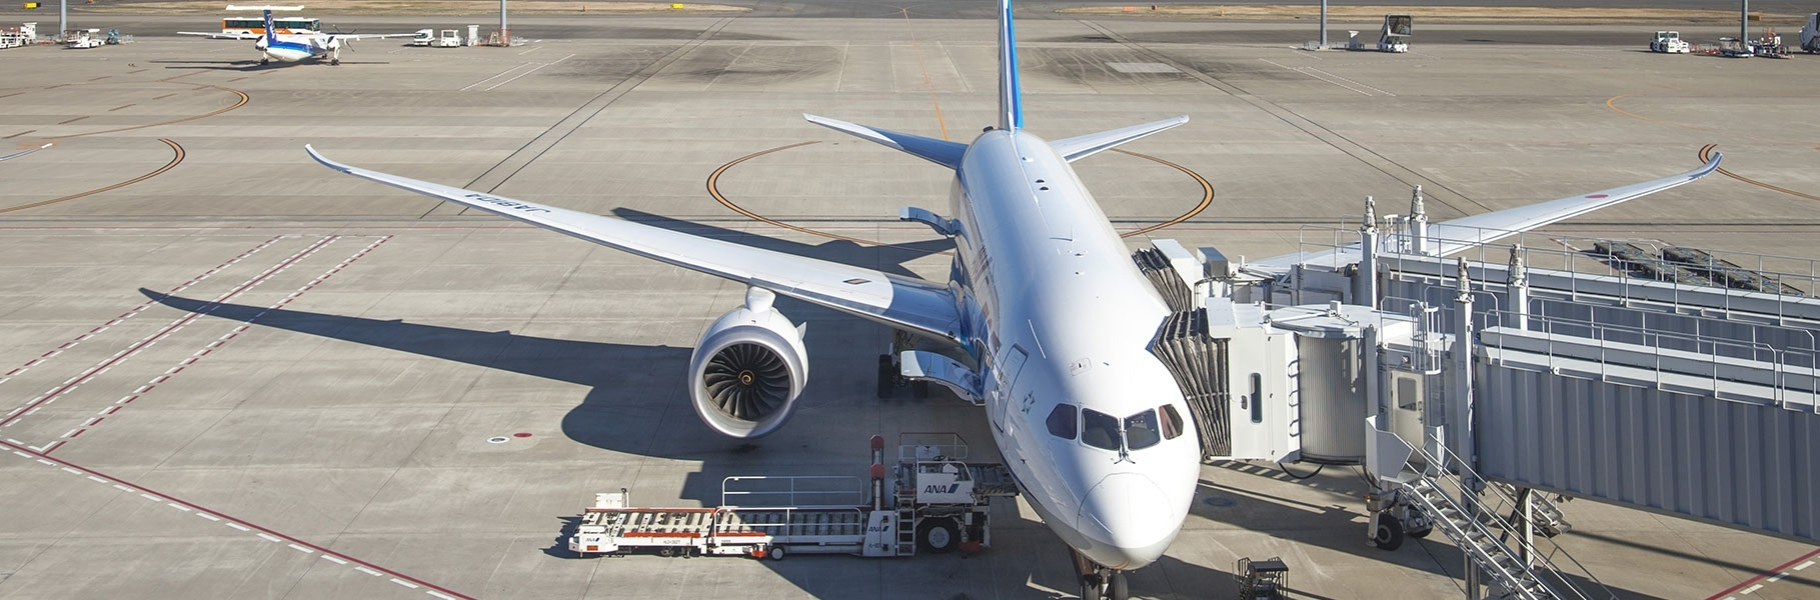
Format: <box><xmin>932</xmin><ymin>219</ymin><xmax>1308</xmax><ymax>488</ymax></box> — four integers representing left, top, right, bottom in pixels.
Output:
<box><xmin>1373</xmin><ymin>515</ymin><xmax>1406</xmax><ymax>551</ymax></box>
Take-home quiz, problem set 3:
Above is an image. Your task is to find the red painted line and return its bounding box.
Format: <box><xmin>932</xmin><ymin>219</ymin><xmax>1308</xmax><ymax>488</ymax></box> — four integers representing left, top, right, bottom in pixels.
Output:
<box><xmin>64</xmin><ymin>429</ymin><xmax>83</xmax><ymax>438</ymax></box>
<box><xmin>118</xmin><ymin>396</ymin><xmax>136</xmax><ymax>404</ymax></box>
<box><xmin>0</xmin><ymin>237</ymin><xmax>336</xmax><ymax>430</ymax></box>
<box><xmin>1705</xmin><ymin>547</ymin><xmax>1820</xmax><ymax>600</ymax></box>
<box><xmin>0</xmin><ymin>439</ymin><xmax>474</xmax><ymax>599</ymax></box>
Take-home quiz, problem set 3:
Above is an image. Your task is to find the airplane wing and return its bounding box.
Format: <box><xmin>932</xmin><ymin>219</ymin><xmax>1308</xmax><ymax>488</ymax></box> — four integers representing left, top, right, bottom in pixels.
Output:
<box><xmin>1249</xmin><ymin>153</ymin><xmax>1722</xmax><ymax>273</ymax></box>
<box><xmin>177</xmin><ymin>31</ymin><xmax>260</xmax><ymax>39</ymax></box>
<box><xmin>305</xmin><ymin>145</ymin><xmax>964</xmax><ymax>344</ymax></box>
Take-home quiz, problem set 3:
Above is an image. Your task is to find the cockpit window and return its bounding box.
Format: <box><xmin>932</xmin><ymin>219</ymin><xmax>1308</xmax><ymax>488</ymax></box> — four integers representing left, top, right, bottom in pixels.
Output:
<box><xmin>1081</xmin><ymin>409</ymin><xmax>1120</xmax><ymax>451</ymax></box>
<box><xmin>1124</xmin><ymin>410</ymin><xmax>1161</xmax><ymax>450</ymax></box>
<box><xmin>1159</xmin><ymin>404</ymin><xmax>1185</xmax><ymax>440</ymax></box>
<box><xmin>1046</xmin><ymin>404</ymin><xmax>1077</xmax><ymax>440</ymax></box>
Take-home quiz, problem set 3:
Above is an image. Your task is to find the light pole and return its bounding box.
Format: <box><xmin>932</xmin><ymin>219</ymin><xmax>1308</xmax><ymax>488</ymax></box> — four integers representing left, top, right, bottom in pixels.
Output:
<box><xmin>499</xmin><ymin>0</ymin><xmax>509</xmax><ymax>46</ymax></box>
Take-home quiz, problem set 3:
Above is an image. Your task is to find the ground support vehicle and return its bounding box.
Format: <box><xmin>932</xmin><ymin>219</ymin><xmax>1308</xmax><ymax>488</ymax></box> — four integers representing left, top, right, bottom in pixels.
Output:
<box><xmin>568</xmin><ymin>434</ymin><xmax>1016</xmax><ymax>560</ymax></box>
<box><xmin>1650</xmin><ymin>31</ymin><xmax>1690</xmax><ymax>53</ymax></box>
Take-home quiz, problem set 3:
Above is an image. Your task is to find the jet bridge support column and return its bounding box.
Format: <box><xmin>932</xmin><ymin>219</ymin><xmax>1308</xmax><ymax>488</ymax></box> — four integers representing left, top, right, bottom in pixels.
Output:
<box><xmin>1508</xmin><ymin>246</ymin><xmax>1528</xmax><ymax>330</ymax></box>
<box><xmin>1356</xmin><ymin>197</ymin><xmax>1379</xmax><ymax>307</ymax></box>
<box><xmin>1450</xmin><ymin>256</ymin><xmax>1481</xmax><ymax>598</ymax></box>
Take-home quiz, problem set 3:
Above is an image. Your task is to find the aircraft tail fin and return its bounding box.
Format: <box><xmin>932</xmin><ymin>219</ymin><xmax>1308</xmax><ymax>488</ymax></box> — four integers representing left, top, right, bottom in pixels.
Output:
<box><xmin>1048</xmin><ymin>116</ymin><xmax>1188</xmax><ymax>162</ymax></box>
<box><xmin>997</xmin><ymin>0</ymin><xmax>1021</xmax><ymax>130</ymax></box>
<box><xmin>804</xmin><ymin>114</ymin><xmax>967</xmax><ymax>169</ymax></box>
<box><xmin>261</xmin><ymin>8</ymin><xmax>276</xmax><ymax>45</ymax></box>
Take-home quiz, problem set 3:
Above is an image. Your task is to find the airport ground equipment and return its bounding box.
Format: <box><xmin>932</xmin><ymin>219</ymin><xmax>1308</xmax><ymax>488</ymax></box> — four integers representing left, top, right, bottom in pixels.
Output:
<box><xmin>0</xmin><ymin>22</ymin><xmax>37</xmax><ymax>48</ymax></box>
<box><xmin>63</xmin><ymin>28</ymin><xmax>103</xmax><ymax>48</ymax></box>
<box><xmin>1804</xmin><ymin>13</ymin><xmax>1820</xmax><ymax>53</ymax></box>
<box><xmin>1234</xmin><ymin>557</ymin><xmax>1291</xmax><ymax>600</ymax></box>
<box><xmin>568</xmin><ymin>434</ymin><xmax>1014</xmax><ymax>560</ymax></box>
<box><xmin>409</xmin><ymin>28</ymin><xmax>431</xmax><ymax>45</ymax></box>
<box><xmin>1751</xmin><ymin>27</ymin><xmax>1788</xmax><ymax>57</ymax></box>
<box><xmin>1716</xmin><ymin>37</ymin><xmax>1755</xmax><ymax>57</ymax></box>
<box><xmin>1349</xmin><ymin>14</ymin><xmax>1411</xmax><ymax>52</ymax></box>
<box><xmin>1649</xmin><ymin>31</ymin><xmax>1690</xmax><ymax>53</ymax></box>
<box><xmin>432</xmin><ymin>29</ymin><xmax>461</xmax><ymax>47</ymax></box>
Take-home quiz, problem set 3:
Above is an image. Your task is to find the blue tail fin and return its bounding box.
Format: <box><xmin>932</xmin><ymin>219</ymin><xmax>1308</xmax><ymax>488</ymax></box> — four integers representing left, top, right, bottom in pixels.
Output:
<box><xmin>997</xmin><ymin>0</ymin><xmax>1021</xmax><ymax>130</ymax></box>
<box><xmin>262</xmin><ymin>8</ymin><xmax>277</xmax><ymax>45</ymax></box>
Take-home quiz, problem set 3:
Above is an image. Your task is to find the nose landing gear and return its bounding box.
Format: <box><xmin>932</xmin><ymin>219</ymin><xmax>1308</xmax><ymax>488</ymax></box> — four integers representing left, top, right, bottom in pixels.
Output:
<box><xmin>1071</xmin><ymin>550</ymin><xmax>1130</xmax><ymax>600</ymax></box>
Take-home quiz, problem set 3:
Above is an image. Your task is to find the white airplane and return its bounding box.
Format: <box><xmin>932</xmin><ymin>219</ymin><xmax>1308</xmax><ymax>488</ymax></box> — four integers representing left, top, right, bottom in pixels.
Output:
<box><xmin>303</xmin><ymin>1</ymin><xmax>1719</xmax><ymax>597</ymax></box>
<box><xmin>179</xmin><ymin>6</ymin><xmax>411</xmax><ymax>65</ymax></box>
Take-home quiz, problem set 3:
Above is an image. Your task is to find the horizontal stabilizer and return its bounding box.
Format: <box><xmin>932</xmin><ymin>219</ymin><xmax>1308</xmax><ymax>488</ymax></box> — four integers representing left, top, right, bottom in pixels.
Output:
<box><xmin>226</xmin><ymin>5</ymin><xmax>303</xmax><ymax>11</ymax></box>
<box><xmin>1049</xmin><ymin>115</ymin><xmax>1189</xmax><ymax>162</ymax></box>
<box><xmin>804</xmin><ymin>114</ymin><xmax>967</xmax><ymax>170</ymax></box>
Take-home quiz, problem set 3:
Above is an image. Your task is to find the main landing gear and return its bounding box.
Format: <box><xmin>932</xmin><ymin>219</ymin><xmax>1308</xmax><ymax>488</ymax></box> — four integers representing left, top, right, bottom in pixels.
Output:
<box><xmin>1072</xmin><ymin>550</ymin><xmax>1129</xmax><ymax>600</ymax></box>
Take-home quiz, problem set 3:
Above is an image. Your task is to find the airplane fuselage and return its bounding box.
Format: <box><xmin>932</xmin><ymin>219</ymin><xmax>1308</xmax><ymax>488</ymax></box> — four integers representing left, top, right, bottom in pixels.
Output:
<box><xmin>947</xmin><ymin>128</ymin><xmax>1202</xmax><ymax>570</ymax></box>
<box><xmin>255</xmin><ymin>33</ymin><xmax>331</xmax><ymax>62</ymax></box>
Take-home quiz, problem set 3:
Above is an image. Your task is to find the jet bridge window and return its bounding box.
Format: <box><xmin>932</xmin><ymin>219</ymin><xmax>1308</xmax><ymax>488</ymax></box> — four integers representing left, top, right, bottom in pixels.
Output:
<box><xmin>1046</xmin><ymin>404</ymin><xmax>1078</xmax><ymax>440</ymax></box>
<box><xmin>1081</xmin><ymin>409</ymin><xmax>1120</xmax><ymax>451</ymax></box>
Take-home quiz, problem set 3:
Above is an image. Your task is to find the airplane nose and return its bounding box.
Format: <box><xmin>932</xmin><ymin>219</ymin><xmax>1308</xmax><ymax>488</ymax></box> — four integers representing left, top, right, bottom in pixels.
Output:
<box><xmin>1075</xmin><ymin>472</ymin><xmax>1177</xmax><ymax>569</ymax></box>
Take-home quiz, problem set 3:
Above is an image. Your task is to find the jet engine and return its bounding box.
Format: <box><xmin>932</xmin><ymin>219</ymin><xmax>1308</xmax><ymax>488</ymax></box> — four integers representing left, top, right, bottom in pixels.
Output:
<box><xmin>688</xmin><ymin>287</ymin><xmax>808</xmax><ymax>438</ymax></box>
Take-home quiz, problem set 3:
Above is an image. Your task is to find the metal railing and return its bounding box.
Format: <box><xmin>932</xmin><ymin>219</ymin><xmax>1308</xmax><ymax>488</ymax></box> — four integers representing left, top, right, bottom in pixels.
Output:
<box><xmin>720</xmin><ymin>475</ymin><xmax>865</xmax><ymax>509</ymax></box>
<box><xmin>1399</xmin><ymin>434</ymin><xmax>1619</xmax><ymax>600</ymax></box>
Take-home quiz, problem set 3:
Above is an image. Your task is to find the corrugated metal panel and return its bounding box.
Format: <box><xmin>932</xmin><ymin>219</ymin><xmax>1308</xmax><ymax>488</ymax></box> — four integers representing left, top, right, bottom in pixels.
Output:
<box><xmin>1476</xmin><ymin>362</ymin><xmax>1820</xmax><ymax>542</ymax></box>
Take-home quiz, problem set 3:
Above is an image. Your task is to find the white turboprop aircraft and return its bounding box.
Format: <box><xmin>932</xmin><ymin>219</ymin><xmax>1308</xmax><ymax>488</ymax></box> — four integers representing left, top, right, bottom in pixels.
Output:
<box><xmin>180</xmin><ymin>6</ymin><xmax>411</xmax><ymax>65</ymax></box>
<box><xmin>304</xmin><ymin>0</ymin><xmax>1719</xmax><ymax>597</ymax></box>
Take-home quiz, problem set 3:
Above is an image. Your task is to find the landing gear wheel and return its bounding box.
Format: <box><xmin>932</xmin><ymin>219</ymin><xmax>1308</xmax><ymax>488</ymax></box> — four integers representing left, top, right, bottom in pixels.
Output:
<box><xmin>1107</xmin><ymin>571</ymin><xmax>1128</xmax><ymax>600</ymax></box>
<box><xmin>768</xmin><ymin>546</ymin><xmax>785</xmax><ymax>561</ymax></box>
<box><xmin>330</xmin><ymin>58</ymin><xmax>340</xmax><ymax>65</ymax></box>
<box><xmin>876</xmin><ymin>355</ymin><xmax>896</xmax><ymax>399</ymax></box>
<box><xmin>1079</xmin><ymin>574</ymin><xmax>1103</xmax><ymax>600</ymax></box>
<box><xmin>910</xmin><ymin>379</ymin><xmax>930</xmax><ymax>399</ymax></box>
<box><xmin>259</xmin><ymin>58</ymin><xmax>269</xmax><ymax>65</ymax></box>
<box><xmin>916</xmin><ymin>518</ymin><xmax>959</xmax><ymax>554</ymax></box>
<box><xmin>1373</xmin><ymin>515</ymin><xmax>1406</xmax><ymax>551</ymax></box>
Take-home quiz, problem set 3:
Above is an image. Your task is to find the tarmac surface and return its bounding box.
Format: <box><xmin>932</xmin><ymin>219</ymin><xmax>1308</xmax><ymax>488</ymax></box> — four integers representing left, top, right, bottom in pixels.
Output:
<box><xmin>2</xmin><ymin>9</ymin><xmax>1820</xmax><ymax>600</ymax></box>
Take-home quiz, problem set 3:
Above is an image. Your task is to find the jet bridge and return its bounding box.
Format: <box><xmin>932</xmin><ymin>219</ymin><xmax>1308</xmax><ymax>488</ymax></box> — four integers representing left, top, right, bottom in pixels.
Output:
<box><xmin>1139</xmin><ymin>191</ymin><xmax>1820</xmax><ymax>598</ymax></box>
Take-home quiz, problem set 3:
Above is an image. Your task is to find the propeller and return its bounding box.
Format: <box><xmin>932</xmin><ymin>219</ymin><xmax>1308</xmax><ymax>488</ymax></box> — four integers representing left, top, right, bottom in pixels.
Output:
<box><xmin>701</xmin><ymin>342</ymin><xmax>791</xmax><ymax>422</ymax></box>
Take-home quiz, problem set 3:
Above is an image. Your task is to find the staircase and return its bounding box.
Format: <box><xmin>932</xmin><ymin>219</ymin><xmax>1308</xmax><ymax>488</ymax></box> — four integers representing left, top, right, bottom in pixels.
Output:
<box><xmin>1390</xmin><ymin>439</ymin><xmax>1616</xmax><ymax>600</ymax></box>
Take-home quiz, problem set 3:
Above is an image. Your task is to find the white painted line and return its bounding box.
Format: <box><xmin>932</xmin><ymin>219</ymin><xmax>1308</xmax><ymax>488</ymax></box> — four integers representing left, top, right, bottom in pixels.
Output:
<box><xmin>226</xmin><ymin>522</ymin><xmax>250</xmax><ymax>531</ymax></box>
<box><xmin>1741</xmin><ymin>583</ymin><xmax>1763</xmax><ymax>594</ymax></box>
<box><xmin>257</xmin><ymin>533</ymin><xmax>283</xmax><ymax>543</ymax></box>
<box><xmin>1796</xmin><ymin>561</ymin><xmax>1814</xmax><ymax>571</ymax></box>
<box><xmin>168</xmin><ymin>503</ymin><xmax>192</xmax><ymax>512</ymax></box>
<box><xmin>35</xmin><ymin>459</ymin><xmax>54</xmax><ymax>466</ymax></box>
<box><xmin>322</xmin><ymin>555</ymin><xmax>348</xmax><ymax>565</ymax></box>
<box><xmin>60</xmin><ymin>467</ymin><xmax>81</xmax><ymax>475</ymax></box>
<box><xmin>197</xmin><ymin>513</ymin><xmax>221</xmax><ymax>521</ymax></box>
<box><xmin>112</xmin><ymin>484</ymin><xmax>133</xmax><ymax>491</ymax></box>
<box><xmin>12</xmin><ymin>451</ymin><xmax>29</xmax><ymax>458</ymax></box>
<box><xmin>391</xmin><ymin>578</ymin><xmax>420</xmax><ymax>589</ymax></box>
<box><xmin>288</xmin><ymin>543</ymin><xmax>314</xmax><ymax>554</ymax></box>
<box><xmin>61</xmin><ymin>429</ymin><xmax>82</xmax><ymax>439</ymax></box>
<box><xmin>140</xmin><ymin>493</ymin><xmax>160</xmax><ymax>501</ymax></box>
<box><xmin>427</xmin><ymin>591</ymin><xmax>459</xmax><ymax>600</ymax></box>
<box><xmin>7</xmin><ymin>438</ymin><xmax>22</xmax><ymax>444</ymax></box>
<box><xmin>355</xmin><ymin>566</ymin><xmax>384</xmax><ymax>577</ymax></box>
<box><xmin>87</xmin><ymin>475</ymin><xmax>107</xmax><ymax>483</ymax></box>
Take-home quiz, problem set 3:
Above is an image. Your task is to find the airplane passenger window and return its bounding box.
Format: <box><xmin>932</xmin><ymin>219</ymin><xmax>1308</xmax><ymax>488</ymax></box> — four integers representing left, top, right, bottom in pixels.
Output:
<box><xmin>1159</xmin><ymin>405</ymin><xmax>1184</xmax><ymax>440</ymax></box>
<box><xmin>1046</xmin><ymin>404</ymin><xmax>1077</xmax><ymax>440</ymax></box>
<box><xmin>1081</xmin><ymin>409</ymin><xmax>1120</xmax><ymax>451</ymax></box>
<box><xmin>1124</xmin><ymin>410</ymin><xmax>1161</xmax><ymax>450</ymax></box>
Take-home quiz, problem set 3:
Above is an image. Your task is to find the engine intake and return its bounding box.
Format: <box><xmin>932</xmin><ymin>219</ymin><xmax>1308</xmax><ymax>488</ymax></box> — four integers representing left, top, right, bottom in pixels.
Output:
<box><xmin>688</xmin><ymin>289</ymin><xmax>808</xmax><ymax>438</ymax></box>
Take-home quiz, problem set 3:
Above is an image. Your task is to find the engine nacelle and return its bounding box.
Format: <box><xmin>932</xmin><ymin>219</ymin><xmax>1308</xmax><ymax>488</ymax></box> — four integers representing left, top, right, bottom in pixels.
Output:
<box><xmin>687</xmin><ymin>289</ymin><xmax>808</xmax><ymax>438</ymax></box>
